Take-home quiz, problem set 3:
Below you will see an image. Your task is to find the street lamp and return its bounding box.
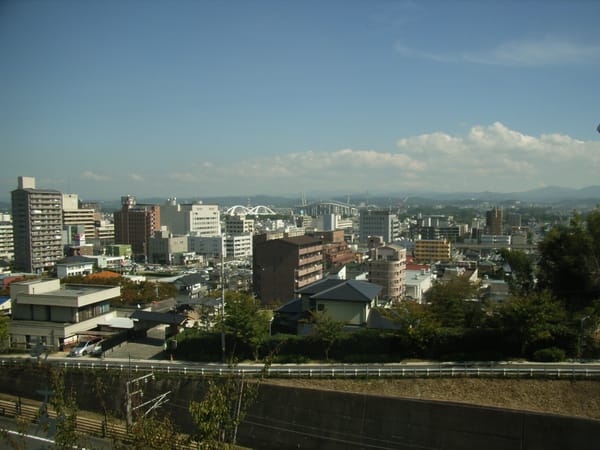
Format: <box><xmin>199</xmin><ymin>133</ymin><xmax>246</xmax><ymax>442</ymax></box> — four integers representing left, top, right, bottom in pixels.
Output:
<box><xmin>220</xmin><ymin>236</ymin><xmax>226</xmax><ymax>363</ymax></box>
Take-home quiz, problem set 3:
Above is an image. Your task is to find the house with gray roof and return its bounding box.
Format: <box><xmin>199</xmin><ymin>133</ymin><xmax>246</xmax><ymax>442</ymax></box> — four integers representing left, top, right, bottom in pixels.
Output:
<box><xmin>173</xmin><ymin>273</ymin><xmax>205</xmax><ymax>301</ymax></box>
<box><xmin>272</xmin><ymin>277</ymin><xmax>382</xmax><ymax>334</ymax></box>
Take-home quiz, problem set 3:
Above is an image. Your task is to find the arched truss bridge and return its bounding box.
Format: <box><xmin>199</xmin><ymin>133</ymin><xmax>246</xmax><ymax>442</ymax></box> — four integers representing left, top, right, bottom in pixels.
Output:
<box><xmin>226</xmin><ymin>205</ymin><xmax>276</xmax><ymax>215</ymax></box>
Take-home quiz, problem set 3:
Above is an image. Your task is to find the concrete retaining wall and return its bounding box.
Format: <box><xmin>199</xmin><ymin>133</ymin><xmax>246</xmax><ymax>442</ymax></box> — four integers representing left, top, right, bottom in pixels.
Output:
<box><xmin>0</xmin><ymin>365</ymin><xmax>598</xmax><ymax>450</ymax></box>
<box><xmin>240</xmin><ymin>384</ymin><xmax>600</xmax><ymax>450</ymax></box>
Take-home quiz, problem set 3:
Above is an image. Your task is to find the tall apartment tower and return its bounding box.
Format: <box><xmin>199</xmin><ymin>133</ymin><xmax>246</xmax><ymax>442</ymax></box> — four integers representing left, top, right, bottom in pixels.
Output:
<box><xmin>160</xmin><ymin>198</ymin><xmax>221</xmax><ymax>236</ymax></box>
<box><xmin>367</xmin><ymin>243</ymin><xmax>406</xmax><ymax>303</ymax></box>
<box><xmin>11</xmin><ymin>176</ymin><xmax>63</xmax><ymax>273</ymax></box>
<box><xmin>359</xmin><ymin>209</ymin><xmax>400</xmax><ymax>244</ymax></box>
<box><xmin>113</xmin><ymin>195</ymin><xmax>160</xmax><ymax>260</ymax></box>
<box><xmin>485</xmin><ymin>207</ymin><xmax>504</xmax><ymax>235</ymax></box>
<box><xmin>253</xmin><ymin>235</ymin><xmax>323</xmax><ymax>305</ymax></box>
<box><xmin>0</xmin><ymin>214</ymin><xmax>14</xmax><ymax>261</ymax></box>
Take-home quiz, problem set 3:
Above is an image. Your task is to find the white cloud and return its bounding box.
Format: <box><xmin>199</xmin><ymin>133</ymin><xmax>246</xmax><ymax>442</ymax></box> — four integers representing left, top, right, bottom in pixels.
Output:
<box><xmin>468</xmin><ymin>38</ymin><xmax>600</xmax><ymax>66</ymax></box>
<box><xmin>129</xmin><ymin>173</ymin><xmax>144</xmax><ymax>182</ymax></box>
<box><xmin>395</xmin><ymin>122</ymin><xmax>600</xmax><ymax>191</ymax></box>
<box><xmin>396</xmin><ymin>37</ymin><xmax>600</xmax><ymax>66</ymax></box>
<box><xmin>153</xmin><ymin>123</ymin><xmax>600</xmax><ymax>196</ymax></box>
<box><xmin>81</xmin><ymin>171</ymin><xmax>110</xmax><ymax>182</ymax></box>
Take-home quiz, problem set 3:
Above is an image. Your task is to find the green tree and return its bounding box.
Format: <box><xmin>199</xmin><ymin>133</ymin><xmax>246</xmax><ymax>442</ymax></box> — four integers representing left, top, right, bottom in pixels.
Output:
<box><xmin>189</xmin><ymin>376</ymin><xmax>258</xmax><ymax>449</ymax></box>
<box><xmin>537</xmin><ymin>210</ymin><xmax>600</xmax><ymax>311</ymax></box>
<box><xmin>499</xmin><ymin>248</ymin><xmax>535</xmax><ymax>296</ymax></box>
<box><xmin>223</xmin><ymin>291</ymin><xmax>271</xmax><ymax>360</ymax></box>
<box><xmin>498</xmin><ymin>290</ymin><xmax>569</xmax><ymax>357</ymax></box>
<box><xmin>0</xmin><ymin>315</ymin><xmax>9</xmax><ymax>351</ymax></box>
<box><xmin>310</xmin><ymin>310</ymin><xmax>345</xmax><ymax>361</ymax></box>
<box><xmin>382</xmin><ymin>302</ymin><xmax>438</xmax><ymax>353</ymax></box>
<box><xmin>48</xmin><ymin>368</ymin><xmax>81</xmax><ymax>450</ymax></box>
<box><xmin>123</xmin><ymin>414</ymin><xmax>185</xmax><ymax>450</ymax></box>
<box><xmin>426</xmin><ymin>276</ymin><xmax>481</xmax><ymax>329</ymax></box>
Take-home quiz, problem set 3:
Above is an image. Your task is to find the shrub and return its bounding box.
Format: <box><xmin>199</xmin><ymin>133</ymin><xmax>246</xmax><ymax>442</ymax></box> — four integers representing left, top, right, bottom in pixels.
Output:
<box><xmin>531</xmin><ymin>347</ymin><xmax>566</xmax><ymax>362</ymax></box>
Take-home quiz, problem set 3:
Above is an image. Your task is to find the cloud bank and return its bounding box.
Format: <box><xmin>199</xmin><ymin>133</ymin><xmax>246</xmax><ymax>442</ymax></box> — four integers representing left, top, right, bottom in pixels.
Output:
<box><xmin>151</xmin><ymin>122</ymin><xmax>600</xmax><ymax>197</ymax></box>
<box><xmin>71</xmin><ymin>123</ymin><xmax>599</xmax><ymax>198</ymax></box>
<box><xmin>396</xmin><ymin>37</ymin><xmax>600</xmax><ymax>66</ymax></box>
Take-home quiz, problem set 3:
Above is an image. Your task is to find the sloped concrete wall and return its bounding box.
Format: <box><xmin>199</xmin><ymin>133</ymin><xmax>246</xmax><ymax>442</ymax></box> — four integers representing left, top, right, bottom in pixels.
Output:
<box><xmin>0</xmin><ymin>365</ymin><xmax>599</xmax><ymax>450</ymax></box>
<box><xmin>239</xmin><ymin>384</ymin><xmax>600</xmax><ymax>450</ymax></box>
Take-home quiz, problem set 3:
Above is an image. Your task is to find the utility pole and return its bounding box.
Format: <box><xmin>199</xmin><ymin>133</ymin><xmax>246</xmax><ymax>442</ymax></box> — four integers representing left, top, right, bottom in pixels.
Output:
<box><xmin>125</xmin><ymin>372</ymin><xmax>171</xmax><ymax>430</ymax></box>
<box><xmin>221</xmin><ymin>236</ymin><xmax>226</xmax><ymax>363</ymax></box>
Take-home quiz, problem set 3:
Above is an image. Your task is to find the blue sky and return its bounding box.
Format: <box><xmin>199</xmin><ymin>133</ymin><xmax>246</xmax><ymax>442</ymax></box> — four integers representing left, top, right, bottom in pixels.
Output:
<box><xmin>1</xmin><ymin>0</ymin><xmax>599</xmax><ymax>202</ymax></box>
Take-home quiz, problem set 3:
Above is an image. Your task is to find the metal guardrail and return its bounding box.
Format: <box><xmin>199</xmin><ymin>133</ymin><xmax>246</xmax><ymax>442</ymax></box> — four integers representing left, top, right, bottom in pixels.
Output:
<box><xmin>2</xmin><ymin>357</ymin><xmax>600</xmax><ymax>378</ymax></box>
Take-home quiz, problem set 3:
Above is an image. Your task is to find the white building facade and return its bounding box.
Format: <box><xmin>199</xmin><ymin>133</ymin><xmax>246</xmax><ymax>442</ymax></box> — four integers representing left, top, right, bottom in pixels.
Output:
<box><xmin>0</xmin><ymin>214</ymin><xmax>14</xmax><ymax>260</ymax></box>
<box><xmin>225</xmin><ymin>233</ymin><xmax>253</xmax><ymax>259</ymax></box>
<box><xmin>9</xmin><ymin>278</ymin><xmax>120</xmax><ymax>350</ymax></box>
<box><xmin>161</xmin><ymin>199</ymin><xmax>221</xmax><ymax>236</ymax></box>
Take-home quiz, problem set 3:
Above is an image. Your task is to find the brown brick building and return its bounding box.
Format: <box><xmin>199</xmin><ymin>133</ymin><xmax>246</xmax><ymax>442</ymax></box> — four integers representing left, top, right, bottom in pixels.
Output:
<box><xmin>113</xmin><ymin>195</ymin><xmax>160</xmax><ymax>260</ymax></box>
<box><xmin>253</xmin><ymin>235</ymin><xmax>323</xmax><ymax>305</ymax></box>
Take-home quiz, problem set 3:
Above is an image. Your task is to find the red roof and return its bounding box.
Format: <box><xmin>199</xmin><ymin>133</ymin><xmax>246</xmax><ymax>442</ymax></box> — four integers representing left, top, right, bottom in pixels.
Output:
<box><xmin>88</xmin><ymin>271</ymin><xmax>122</xmax><ymax>280</ymax></box>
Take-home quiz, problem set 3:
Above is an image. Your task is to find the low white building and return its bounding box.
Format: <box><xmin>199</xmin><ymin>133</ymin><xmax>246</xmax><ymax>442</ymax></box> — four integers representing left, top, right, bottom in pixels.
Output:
<box><xmin>86</xmin><ymin>254</ymin><xmax>129</xmax><ymax>270</ymax></box>
<box><xmin>9</xmin><ymin>278</ymin><xmax>120</xmax><ymax>351</ymax></box>
<box><xmin>404</xmin><ymin>268</ymin><xmax>433</xmax><ymax>303</ymax></box>
<box><xmin>56</xmin><ymin>256</ymin><xmax>95</xmax><ymax>279</ymax></box>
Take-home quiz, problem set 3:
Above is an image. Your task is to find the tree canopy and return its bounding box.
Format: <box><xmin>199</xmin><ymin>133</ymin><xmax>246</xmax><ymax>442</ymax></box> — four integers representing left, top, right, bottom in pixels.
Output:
<box><xmin>310</xmin><ymin>310</ymin><xmax>345</xmax><ymax>360</ymax></box>
<box><xmin>223</xmin><ymin>291</ymin><xmax>271</xmax><ymax>360</ymax></box>
<box><xmin>537</xmin><ymin>210</ymin><xmax>600</xmax><ymax>311</ymax></box>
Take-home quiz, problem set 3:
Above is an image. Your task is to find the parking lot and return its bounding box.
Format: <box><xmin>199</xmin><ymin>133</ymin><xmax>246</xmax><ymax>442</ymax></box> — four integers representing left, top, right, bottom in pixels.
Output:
<box><xmin>99</xmin><ymin>326</ymin><xmax>168</xmax><ymax>361</ymax></box>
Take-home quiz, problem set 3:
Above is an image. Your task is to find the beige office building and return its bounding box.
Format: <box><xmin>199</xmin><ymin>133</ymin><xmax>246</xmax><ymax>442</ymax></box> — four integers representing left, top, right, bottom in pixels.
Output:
<box><xmin>414</xmin><ymin>239</ymin><xmax>451</xmax><ymax>262</ymax></box>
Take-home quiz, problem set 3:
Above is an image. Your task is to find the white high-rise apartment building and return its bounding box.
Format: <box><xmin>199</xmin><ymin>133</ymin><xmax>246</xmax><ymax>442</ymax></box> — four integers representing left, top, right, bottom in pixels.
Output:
<box><xmin>0</xmin><ymin>214</ymin><xmax>14</xmax><ymax>260</ymax></box>
<box><xmin>11</xmin><ymin>176</ymin><xmax>63</xmax><ymax>273</ymax></box>
<box><xmin>161</xmin><ymin>198</ymin><xmax>221</xmax><ymax>236</ymax></box>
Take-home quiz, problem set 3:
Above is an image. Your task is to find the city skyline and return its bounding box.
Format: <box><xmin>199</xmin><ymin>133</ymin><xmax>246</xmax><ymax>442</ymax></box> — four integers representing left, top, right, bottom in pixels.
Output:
<box><xmin>2</xmin><ymin>0</ymin><xmax>600</xmax><ymax>201</ymax></box>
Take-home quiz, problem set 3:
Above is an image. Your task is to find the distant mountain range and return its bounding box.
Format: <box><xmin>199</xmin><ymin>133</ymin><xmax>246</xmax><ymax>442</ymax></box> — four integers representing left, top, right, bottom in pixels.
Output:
<box><xmin>1</xmin><ymin>186</ymin><xmax>599</xmax><ymax>212</ymax></box>
<box><xmin>401</xmin><ymin>185</ymin><xmax>600</xmax><ymax>204</ymax></box>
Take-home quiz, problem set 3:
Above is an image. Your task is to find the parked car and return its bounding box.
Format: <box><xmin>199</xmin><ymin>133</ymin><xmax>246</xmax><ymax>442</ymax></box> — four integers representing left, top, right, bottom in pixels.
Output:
<box><xmin>89</xmin><ymin>339</ymin><xmax>106</xmax><ymax>357</ymax></box>
<box><xmin>69</xmin><ymin>337</ymin><xmax>103</xmax><ymax>357</ymax></box>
